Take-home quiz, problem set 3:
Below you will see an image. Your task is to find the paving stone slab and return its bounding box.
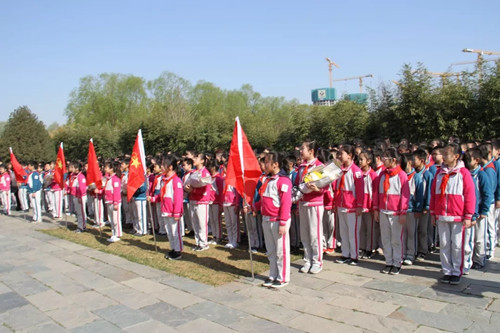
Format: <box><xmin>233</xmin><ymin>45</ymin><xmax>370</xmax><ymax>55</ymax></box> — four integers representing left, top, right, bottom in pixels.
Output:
<box><xmin>122</xmin><ymin>277</ymin><xmax>168</xmax><ymax>293</ymax></box>
<box><xmin>123</xmin><ymin>319</ymin><xmax>178</xmax><ymax>333</ymax></box>
<box><xmin>439</xmin><ymin>302</ymin><xmax>493</xmax><ymax>323</ymax></box>
<box><xmin>463</xmin><ymin>283</ymin><xmax>500</xmax><ymax>298</ymax></box>
<box><xmin>159</xmin><ymin>275</ymin><xmax>212</xmax><ymax>293</ymax></box>
<box><xmin>46</xmin><ymin>304</ymin><xmax>99</xmax><ymax>329</ymax></box>
<box><xmin>413</xmin><ymin>326</ymin><xmax>453</xmax><ymax>333</ymax></box>
<box><xmin>328</xmin><ymin>294</ymin><xmax>399</xmax><ymax>316</ymax></box>
<box><xmin>308</xmin><ymin>303</ymin><xmax>418</xmax><ymax>332</ymax></box>
<box><xmin>229</xmin><ymin>298</ymin><xmax>301</xmax><ymax>324</ymax></box>
<box><xmin>185</xmin><ymin>301</ymin><xmax>248</xmax><ymax>326</ymax></box>
<box><xmin>64</xmin><ymin>269</ymin><xmax>121</xmax><ymax>291</ymax></box>
<box><xmin>70</xmin><ymin>320</ymin><xmax>122</xmax><ymax>333</ymax></box>
<box><xmin>151</xmin><ymin>285</ymin><xmax>204</xmax><ymax>309</ymax></box>
<box><xmin>312</xmin><ymin>269</ymin><xmax>374</xmax><ymax>286</ymax></box>
<box><xmin>418</xmin><ymin>287</ymin><xmax>492</xmax><ymax>308</ymax></box>
<box><xmin>26</xmin><ymin>289</ymin><xmax>74</xmax><ymax>311</ymax></box>
<box><xmin>24</xmin><ymin>322</ymin><xmax>68</xmax><ymax>333</ymax></box>
<box><xmin>363</xmin><ymin>279</ymin><xmax>429</xmax><ymax>296</ymax></box>
<box><xmin>0</xmin><ymin>304</ymin><xmax>52</xmax><ymax>331</ymax></box>
<box><xmin>389</xmin><ymin>307</ymin><xmax>473</xmax><ymax>332</ymax></box>
<box><xmin>93</xmin><ymin>304</ymin><xmax>152</xmax><ymax>329</ymax></box>
<box><xmin>287</xmin><ymin>313</ymin><xmax>364</xmax><ymax>333</ymax></box>
<box><xmin>140</xmin><ymin>301</ymin><xmax>199</xmax><ymax>327</ymax></box>
<box><xmin>65</xmin><ymin>290</ymin><xmax>118</xmax><ymax>311</ymax></box>
<box><xmin>91</xmin><ymin>265</ymin><xmax>140</xmax><ymax>283</ymax></box>
<box><xmin>176</xmin><ymin>317</ymin><xmax>237</xmax><ymax>332</ymax></box>
<box><xmin>227</xmin><ymin>315</ymin><xmax>303</xmax><ymax>333</ymax></box>
<box><xmin>3</xmin><ymin>275</ymin><xmax>50</xmax><ymax>297</ymax></box>
<box><xmin>98</xmin><ymin>285</ymin><xmax>160</xmax><ymax>310</ymax></box>
<box><xmin>0</xmin><ymin>292</ymin><xmax>29</xmax><ymax>313</ymax></box>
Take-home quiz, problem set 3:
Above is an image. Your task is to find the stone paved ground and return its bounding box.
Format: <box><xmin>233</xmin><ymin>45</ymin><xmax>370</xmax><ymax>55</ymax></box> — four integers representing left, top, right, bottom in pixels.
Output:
<box><xmin>1</xmin><ymin>211</ymin><xmax>499</xmax><ymax>332</ymax></box>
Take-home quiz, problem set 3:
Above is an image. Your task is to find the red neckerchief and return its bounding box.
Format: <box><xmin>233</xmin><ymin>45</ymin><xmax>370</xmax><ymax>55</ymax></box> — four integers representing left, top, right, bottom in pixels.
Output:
<box><xmin>407</xmin><ymin>170</ymin><xmax>416</xmax><ymax>182</ymax></box>
<box><xmin>160</xmin><ymin>174</ymin><xmax>175</xmax><ymax>198</ymax></box>
<box><xmin>335</xmin><ymin>162</ymin><xmax>353</xmax><ymax>198</ymax></box>
<box><xmin>383</xmin><ymin>166</ymin><xmax>402</xmax><ymax>201</ymax></box>
<box><xmin>300</xmin><ymin>159</ymin><xmax>317</xmax><ymax>182</ymax></box>
<box><xmin>482</xmin><ymin>160</ymin><xmax>496</xmax><ymax>172</ymax></box>
<box><xmin>259</xmin><ymin>173</ymin><xmax>278</xmax><ymax>197</ymax></box>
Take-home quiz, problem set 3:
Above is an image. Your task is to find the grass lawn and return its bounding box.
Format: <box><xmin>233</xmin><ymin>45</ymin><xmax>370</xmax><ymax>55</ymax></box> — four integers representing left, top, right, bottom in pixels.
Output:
<box><xmin>41</xmin><ymin>220</ymin><xmax>301</xmax><ymax>286</ymax></box>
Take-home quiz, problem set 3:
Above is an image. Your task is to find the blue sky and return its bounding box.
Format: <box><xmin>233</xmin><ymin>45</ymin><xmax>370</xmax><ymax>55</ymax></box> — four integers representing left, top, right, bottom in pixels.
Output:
<box><xmin>1</xmin><ymin>0</ymin><xmax>499</xmax><ymax>126</ymax></box>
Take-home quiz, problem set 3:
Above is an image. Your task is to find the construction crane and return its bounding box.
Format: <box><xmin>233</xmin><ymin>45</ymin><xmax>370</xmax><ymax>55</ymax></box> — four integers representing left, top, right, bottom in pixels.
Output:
<box><xmin>451</xmin><ymin>57</ymin><xmax>500</xmax><ymax>67</ymax></box>
<box><xmin>462</xmin><ymin>48</ymin><xmax>500</xmax><ymax>80</ymax></box>
<box><xmin>325</xmin><ymin>57</ymin><xmax>340</xmax><ymax>88</ymax></box>
<box><xmin>332</xmin><ymin>74</ymin><xmax>373</xmax><ymax>93</ymax></box>
<box><xmin>427</xmin><ymin>71</ymin><xmax>462</xmax><ymax>84</ymax></box>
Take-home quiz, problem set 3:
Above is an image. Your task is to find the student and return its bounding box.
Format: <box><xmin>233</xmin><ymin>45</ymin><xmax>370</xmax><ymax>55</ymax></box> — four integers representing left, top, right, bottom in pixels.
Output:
<box><xmin>430</xmin><ymin>143</ymin><xmax>475</xmax><ymax>285</ymax></box>
<box><xmin>283</xmin><ymin>155</ymin><xmax>299</xmax><ymax>253</ymax></box>
<box><xmin>149</xmin><ymin>163</ymin><xmax>164</xmax><ymax>235</ymax></box>
<box><xmin>411</xmin><ymin>149</ymin><xmax>434</xmax><ymax>262</ymax></box>
<box><xmin>71</xmin><ymin>162</ymin><xmax>88</xmax><ymax>232</ymax></box>
<box><xmin>252</xmin><ymin>157</ymin><xmax>267</xmax><ymax>251</ymax></box>
<box><xmin>208</xmin><ymin>160</ymin><xmax>224</xmax><ymax>244</ymax></box>
<box><xmin>185</xmin><ymin>153</ymin><xmax>211</xmax><ymax>251</ymax></box>
<box><xmin>181</xmin><ymin>158</ymin><xmax>195</xmax><ymax>235</ymax></box>
<box><xmin>427</xmin><ymin>146</ymin><xmax>444</xmax><ymax>252</ymax></box>
<box><xmin>49</xmin><ymin>163</ymin><xmax>64</xmax><ymax>220</ymax></box>
<box><xmin>120</xmin><ymin>158</ymin><xmax>132</xmax><ymax>227</ymax></box>
<box><xmin>358</xmin><ymin>150</ymin><xmax>377</xmax><ymax>259</ymax></box>
<box><xmin>150</xmin><ymin>156</ymin><xmax>184</xmax><ymax>260</ymax></box>
<box><xmin>26</xmin><ymin>161</ymin><xmax>43</xmax><ymax>222</ymax></box>
<box><xmin>0</xmin><ymin>164</ymin><xmax>11</xmax><ymax>215</ymax></box>
<box><xmin>478</xmin><ymin>143</ymin><xmax>498</xmax><ymax>259</ymax></box>
<box><xmin>373</xmin><ymin>148</ymin><xmax>410</xmax><ymax>275</ymax></box>
<box><xmin>294</xmin><ymin>141</ymin><xmax>325</xmax><ymax>274</ymax></box>
<box><xmin>335</xmin><ymin>145</ymin><xmax>364</xmax><ymax>265</ymax></box>
<box><xmin>223</xmin><ymin>165</ymin><xmax>241</xmax><ymax>249</ymax></box>
<box><xmin>91</xmin><ymin>164</ymin><xmax>106</xmax><ymax>228</ymax></box>
<box><xmin>18</xmin><ymin>162</ymin><xmax>30</xmax><ymax>212</ymax></box>
<box><xmin>463</xmin><ymin>148</ymin><xmax>492</xmax><ymax>272</ymax></box>
<box><xmin>132</xmin><ymin>179</ymin><xmax>148</xmax><ymax>236</ymax></box>
<box><xmin>257</xmin><ymin>151</ymin><xmax>292</xmax><ymax>288</ymax></box>
<box><xmin>104</xmin><ymin>161</ymin><xmax>122</xmax><ymax>242</ymax></box>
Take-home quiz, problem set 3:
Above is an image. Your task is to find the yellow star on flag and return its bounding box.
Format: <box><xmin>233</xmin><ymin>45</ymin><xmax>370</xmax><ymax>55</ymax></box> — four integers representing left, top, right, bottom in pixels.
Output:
<box><xmin>56</xmin><ymin>158</ymin><xmax>63</xmax><ymax>169</ymax></box>
<box><xmin>131</xmin><ymin>156</ymin><xmax>141</xmax><ymax>169</ymax></box>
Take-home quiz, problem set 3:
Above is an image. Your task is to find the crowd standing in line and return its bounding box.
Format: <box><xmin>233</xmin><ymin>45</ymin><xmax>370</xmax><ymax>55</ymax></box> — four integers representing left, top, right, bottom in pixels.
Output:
<box><xmin>1</xmin><ymin>137</ymin><xmax>499</xmax><ymax>288</ymax></box>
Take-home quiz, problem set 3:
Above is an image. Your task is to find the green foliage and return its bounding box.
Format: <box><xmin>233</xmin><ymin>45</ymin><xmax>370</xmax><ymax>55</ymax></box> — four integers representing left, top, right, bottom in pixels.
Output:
<box><xmin>0</xmin><ymin>106</ymin><xmax>55</xmax><ymax>162</ymax></box>
<box><xmin>56</xmin><ymin>61</ymin><xmax>500</xmax><ymax>157</ymax></box>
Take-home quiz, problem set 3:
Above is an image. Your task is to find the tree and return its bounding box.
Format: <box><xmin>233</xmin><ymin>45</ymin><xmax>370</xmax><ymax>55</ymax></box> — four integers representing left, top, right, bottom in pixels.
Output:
<box><xmin>0</xmin><ymin>106</ymin><xmax>54</xmax><ymax>162</ymax></box>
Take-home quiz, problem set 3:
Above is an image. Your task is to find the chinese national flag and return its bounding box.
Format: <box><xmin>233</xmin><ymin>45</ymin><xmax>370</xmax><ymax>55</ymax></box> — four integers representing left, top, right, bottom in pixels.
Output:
<box><xmin>127</xmin><ymin>129</ymin><xmax>146</xmax><ymax>202</ymax></box>
<box><xmin>9</xmin><ymin>147</ymin><xmax>27</xmax><ymax>184</ymax></box>
<box><xmin>53</xmin><ymin>143</ymin><xmax>66</xmax><ymax>188</ymax></box>
<box><xmin>86</xmin><ymin>139</ymin><xmax>102</xmax><ymax>190</ymax></box>
<box><xmin>225</xmin><ymin>117</ymin><xmax>262</xmax><ymax>206</ymax></box>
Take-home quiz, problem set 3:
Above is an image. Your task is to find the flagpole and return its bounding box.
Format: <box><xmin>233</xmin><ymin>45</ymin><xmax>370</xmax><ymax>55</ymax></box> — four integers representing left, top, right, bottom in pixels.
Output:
<box><xmin>147</xmin><ymin>201</ymin><xmax>158</xmax><ymax>252</ymax></box>
<box><xmin>242</xmin><ymin>193</ymin><xmax>255</xmax><ymax>281</ymax></box>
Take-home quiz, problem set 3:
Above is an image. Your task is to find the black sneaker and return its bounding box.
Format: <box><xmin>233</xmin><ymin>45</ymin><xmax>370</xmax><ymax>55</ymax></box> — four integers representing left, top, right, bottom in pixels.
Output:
<box><xmin>262</xmin><ymin>278</ymin><xmax>274</xmax><ymax>287</ymax></box>
<box><xmin>336</xmin><ymin>256</ymin><xmax>351</xmax><ymax>264</ymax></box>
<box><xmin>440</xmin><ymin>275</ymin><xmax>452</xmax><ymax>284</ymax></box>
<box><xmin>365</xmin><ymin>250</ymin><xmax>375</xmax><ymax>259</ymax></box>
<box><xmin>359</xmin><ymin>250</ymin><xmax>367</xmax><ymax>259</ymax></box>
<box><xmin>390</xmin><ymin>266</ymin><xmax>401</xmax><ymax>275</ymax></box>
<box><xmin>380</xmin><ymin>265</ymin><xmax>393</xmax><ymax>274</ymax></box>
<box><xmin>74</xmin><ymin>228</ymin><xmax>85</xmax><ymax>233</ymax></box>
<box><xmin>349</xmin><ymin>259</ymin><xmax>359</xmax><ymax>266</ymax></box>
<box><xmin>270</xmin><ymin>280</ymin><xmax>288</xmax><ymax>288</ymax></box>
<box><xmin>168</xmin><ymin>251</ymin><xmax>182</xmax><ymax>260</ymax></box>
<box><xmin>415</xmin><ymin>253</ymin><xmax>426</xmax><ymax>262</ymax></box>
<box><xmin>471</xmin><ymin>262</ymin><xmax>484</xmax><ymax>270</ymax></box>
<box><xmin>450</xmin><ymin>275</ymin><xmax>461</xmax><ymax>285</ymax></box>
<box><xmin>192</xmin><ymin>245</ymin><xmax>200</xmax><ymax>251</ymax></box>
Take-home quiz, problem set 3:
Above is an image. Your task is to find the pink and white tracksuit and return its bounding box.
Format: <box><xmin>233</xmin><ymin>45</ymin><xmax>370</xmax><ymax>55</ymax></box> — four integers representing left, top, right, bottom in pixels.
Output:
<box><xmin>71</xmin><ymin>172</ymin><xmax>87</xmax><ymax>230</ymax></box>
<box><xmin>335</xmin><ymin>162</ymin><xmax>365</xmax><ymax>260</ymax></box>
<box><xmin>360</xmin><ymin>168</ymin><xmax>377</xmax><ymax>252</ymax></box>
<box><xmin>259</xmin><ymin>172</ymin><xmax>292</xmax><ymax>283</ymax></box>
<box><xmin>209</xmin><ymin>173</ymin><xmax>224</xmax><ymax>242</ymax></box>
<box><xmin>295</xmin><ymin>158</ymin><xmax>325</xmax><ymax>269</ymax></box>
<box><xmin>373</xmin><ymin>166</ymin><xmax>410</xmax><ymax>268</ymax></box>
<box><xmin>430</xmin><ymin>161</ymin><xmax>475</xmax><ymax>277</ymax></box>
<box><xmin>152</xmin><ymin>174</ymin><xmax>184</xmax><ymax>252</ymax></box>
<box><xmin>188</xmin><ymin>167</ymin><xmax>211</xmax><ymax>248</ymax></box>
<box><xmin>0</xmin><ymin>171</ymin><xmax>11</xmax><ymax>215</ymax></box>
<box><xmin>104</xmin><ymin>174</ymin><xmax>122</xmax><ymax>237</ymax></box>
<box><xmin>223</xmin><ymin>184</ymin><xmax>241</xmax><ymax>247</ymax></box>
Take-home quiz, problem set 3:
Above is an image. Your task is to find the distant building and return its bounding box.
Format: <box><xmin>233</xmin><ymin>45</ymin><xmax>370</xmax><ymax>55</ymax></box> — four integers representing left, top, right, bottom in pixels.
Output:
<box><xmin>311</xmin><ymin>88</ymin><xmax>336</xmax><ymax>106</ymax></box>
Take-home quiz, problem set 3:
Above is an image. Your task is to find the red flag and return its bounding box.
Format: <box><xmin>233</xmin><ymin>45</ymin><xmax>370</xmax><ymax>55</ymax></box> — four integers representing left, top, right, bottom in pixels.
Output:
<box><xmin>86</xmin><ymin>139</ymin><xmax>102</xmax><ymax>190</ymax></box>
<box><xmin>9</xmin><ymin>147</ymin><xmax>27</xmax><ymax>184</ymax></box>
<box><xmin>225</xmin><ymin>117</ymin><xmax>262</xmax><ymax>206</ymax></box>
<box><xmin>53</xmin><ymin>143</ymin><xmax>66</xmax><ymax>188</ymax></box>
<box><xmin>127</xmin><ymin>129</ymin><xmax>146</xmax><ymax>202</ymax></box>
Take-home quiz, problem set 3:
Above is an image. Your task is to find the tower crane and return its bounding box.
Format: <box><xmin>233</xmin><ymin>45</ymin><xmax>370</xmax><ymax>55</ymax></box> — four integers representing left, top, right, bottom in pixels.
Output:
<box><xmin>427</xmin><ymin>71</ymin><xmax>462</xmax><ymax>84</ymax></box>
<box><xmin>451</xmin><ymin>57</ymin><xmax>500</xmax><ymax>67</ymax></box>
<box><xmin>325</xmin><ymin>57</ymin><xmax>340</xmax><ymax>88</ymax></box>
<box><xmin>462</xmin><ymin>48</ymin><xmax>500</xmax><ymax>80</ymax></box>
<box><xmin>332</xmin><ymin>74</ymin><xmax>373</xmax><ymax>93</ymax></box>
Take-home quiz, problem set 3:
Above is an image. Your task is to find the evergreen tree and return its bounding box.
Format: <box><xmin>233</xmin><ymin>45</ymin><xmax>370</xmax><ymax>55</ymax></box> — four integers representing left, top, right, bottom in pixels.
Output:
<box><xmin>0</xmin><ymin>106</ymin><xmax>55</xmax><ymax>162</ymax></box>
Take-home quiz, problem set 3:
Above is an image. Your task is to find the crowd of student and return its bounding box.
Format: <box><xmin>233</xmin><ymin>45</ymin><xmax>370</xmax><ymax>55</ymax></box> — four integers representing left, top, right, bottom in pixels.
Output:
<box><xmin>0</xmin><ymin>137</ymin><xmax>499</xmax><ymax>288</ymax></box>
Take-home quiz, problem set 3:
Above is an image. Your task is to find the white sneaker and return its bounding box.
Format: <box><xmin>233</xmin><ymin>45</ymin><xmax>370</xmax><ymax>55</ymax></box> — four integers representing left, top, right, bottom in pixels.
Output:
<box><xmin>403</xmin><ymin>259</ymin><xmax>413</xmax><ymax>266</ymax></box>
<box><xmin>300</xmin><ymin>262</ymin><xmax>311</xmax><ymax>273</ymax></box>
<box><xmin>224</xmin><ymin>243</ymin><xmax>234</xmax><ymax>249</ymax></box>
<box><xmin>309</xmin><ymin>264</ymin><xmax>322</xmax><ymax>274</ymax></box>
